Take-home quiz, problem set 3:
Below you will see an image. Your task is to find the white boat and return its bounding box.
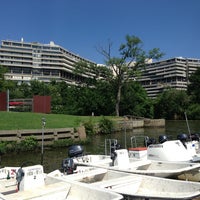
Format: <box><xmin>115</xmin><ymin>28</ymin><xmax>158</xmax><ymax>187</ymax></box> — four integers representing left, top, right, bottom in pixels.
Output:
<box><xmin>72</xmin><ymin>147</ymin><xmax>200</xmax><ymax>178</ymax></box>
<box><xmin>129</xmin><ymin>134</ymin><xmax>200</xmax><ymax>162</ymax></box>
<box><xmin>47</xmin><ymin>166</ymin><xmax>200</xmax><ymax>200</ymax></box>
<box><xmin>0</xmin><ymin>164</ymin><xmax>123</xmax><ymax>200</ymax></box>
<box><xmin>147</xmin><ymin>139</ymin><xmax>200</xmax><ymax>162</ymax></box>
<box><xmin>128</xmin><ymin>135</ymin><xmax>200</xmax><ymax>181</ymax></box>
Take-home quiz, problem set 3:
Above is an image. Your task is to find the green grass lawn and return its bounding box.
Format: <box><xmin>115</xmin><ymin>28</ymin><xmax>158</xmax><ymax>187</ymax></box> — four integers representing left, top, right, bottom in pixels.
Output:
<box><xmin>0</xmin><ymin>111</ymin><xmax>118</xmax><ymax>130</ymax></box>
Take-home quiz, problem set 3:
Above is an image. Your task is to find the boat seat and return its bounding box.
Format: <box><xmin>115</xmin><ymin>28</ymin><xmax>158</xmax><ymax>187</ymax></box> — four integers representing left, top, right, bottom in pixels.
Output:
<box><xmin>114</xmin><ymin>149</ymin><xmax>130</xmax><ymax>168</ymax></box>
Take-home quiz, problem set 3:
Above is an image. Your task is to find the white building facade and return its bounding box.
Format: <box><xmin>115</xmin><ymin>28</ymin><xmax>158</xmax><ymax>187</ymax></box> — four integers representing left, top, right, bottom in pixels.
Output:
<box><xmin>138</xmin><ymin>57</ymin><xmax>200</xmax><ymax>98</ymax></box>
<box><xmin>0</xmin><ymin>39</ymin><xmax>96</xmax><ymax>85</ymax></box>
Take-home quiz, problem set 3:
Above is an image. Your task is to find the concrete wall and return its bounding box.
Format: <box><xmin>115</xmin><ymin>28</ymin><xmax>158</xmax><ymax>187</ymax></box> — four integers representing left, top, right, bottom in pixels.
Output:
<box><xmin>114</xmin><ymin>118</ymin><xmax>165</xmax><ymax>131</ymax></box>
<box><xmin>0</xmin><ymin>127</ymin><xmax>86</xmax><ymax>145</ymax></box>
<box><xmin>144</xmin><ymin>119</ymin><xmax>165</xmax><ymax>127</ymax></box>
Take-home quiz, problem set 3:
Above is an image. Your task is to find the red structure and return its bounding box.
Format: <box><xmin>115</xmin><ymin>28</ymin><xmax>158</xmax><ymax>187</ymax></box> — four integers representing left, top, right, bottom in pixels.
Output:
<box><xmin>33</xmin><ymin>96</ymin><xmax>51</xmax><ymax>114</ymax></box>
<box><xmin>0</xmin><ymin>92</ymin><xmax>7</xmax><ymax>111</ymax></box>
<box><xmin>9</xmin><ymin>102</ymin><xmax>24</xmax><ymax>106</ymax></box>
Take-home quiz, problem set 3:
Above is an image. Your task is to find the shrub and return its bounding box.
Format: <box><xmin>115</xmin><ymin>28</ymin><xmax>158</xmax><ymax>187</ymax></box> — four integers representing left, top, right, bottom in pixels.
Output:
<box><xmin>83</xmin><ymin>119</ymin><xmax>96</xmax><ymax>135</ymax></box>
<box><xmin>0</xmin><ymin>142</ymin><xmax>7</xmax><ymax>154</ymax></box>
<box><xmin>20</xmin><ymin>136</ymin><xmax>38</xmax><ymax>151</ymax></box>
<box><xmin>0</xmin><ymin>141</ymin><xmax>18</xmax><ymax>154</ymax></box>
<box><xmin>98</xmin><ymin>116</ymin><xmax>114</xmax><ymax>134</ymax></box>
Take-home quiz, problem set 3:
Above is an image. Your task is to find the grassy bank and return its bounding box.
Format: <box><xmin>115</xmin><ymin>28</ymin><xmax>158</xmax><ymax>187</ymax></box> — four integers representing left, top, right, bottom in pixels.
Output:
<box><xmin>0</xmin><ymin>111</ymin><xmax>117</xmax><ymax>130</ymax></box>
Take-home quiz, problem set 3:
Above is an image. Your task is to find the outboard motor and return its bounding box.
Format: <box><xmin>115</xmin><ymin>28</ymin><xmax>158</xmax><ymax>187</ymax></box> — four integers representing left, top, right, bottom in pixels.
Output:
<box><xmin>189</xmin><ymin>133</ymin><xmax>200</xmax><ymax>141</ymax></box>
<box><xmin>159</xmin><ymin>135</ymin><xmax>168</xmax><ymax>144</ymax></box>
<box><xmin>110</xmin><ymin>141</ymin><xmax>121</xmax><ymax>166</ymax></box>
<box><xmin>61</xmin><ymin>158</ymin><xmax>77</xmax><ymax>174</ymax></box>
<box><xmin>177</xmin><ymin>133</ymin><xmax>188</xmax><ymax>143</ymax></box>
<box><xmin>144</xmin><ymin>136</ymin><xmax>156</xmax><ymax>147</ymax></box>
<box><xmin>68</xmin><ymin>145</ymin><xmax>84</xmax><ymax>158</ymax></box>
<box><xmin>110</xmin><ymin>142</ymin><xmax>121</xmax><ymax>153</ymax></box>
<box><xmin>177</xmin><ymin>133</ymin><xmax>188</xmax><ymax>148</ymax></box>
<box><xmin>16</xmin><ymin>168</ymin><xmax>24</xmax><ymax>191</ymax></box>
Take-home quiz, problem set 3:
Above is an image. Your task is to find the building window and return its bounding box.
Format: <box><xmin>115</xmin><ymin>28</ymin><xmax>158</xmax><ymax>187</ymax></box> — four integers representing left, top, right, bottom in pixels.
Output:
<box><xmin>23</xmin><ymin>68</ymin><xmax>31</xmax><ymax>74</ymax></box>
<box><xmin>43</xmin><ymin>69</ymin><xmax>50</xmax><ymax>75</ymax></box>
<box><xmin>13</xmin><ymin>67</ymin><xmax>22</xmax><ymax>73</ymax></box>
<box><xmin>51</xmin><ymin>70</ymin><xmax>59</xmax><ymax>76</ymax></box>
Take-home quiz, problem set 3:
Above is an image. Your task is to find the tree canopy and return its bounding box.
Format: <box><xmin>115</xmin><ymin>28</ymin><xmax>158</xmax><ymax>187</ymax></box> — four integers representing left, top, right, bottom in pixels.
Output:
<box><xmin>154</xmin><ymin>89</ymin><xmax>190</xmax><ymax>119</ymax></box>
<box><xmin>188</xmin><ymin>68</ymin><xmax>200</xmax><ymax>104</ymax></box>
<box><xmin>98</xmin><ymin>34</ymin><xmax>164</xmax><ymax>116</ymax></box>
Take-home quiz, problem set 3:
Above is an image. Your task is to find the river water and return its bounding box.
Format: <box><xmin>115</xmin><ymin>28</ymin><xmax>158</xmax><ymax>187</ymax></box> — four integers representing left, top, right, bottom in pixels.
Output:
<box><xmin>1</xmin><ymin>120</ymin><xmax>200</xmax><ymax>173</ymax></box>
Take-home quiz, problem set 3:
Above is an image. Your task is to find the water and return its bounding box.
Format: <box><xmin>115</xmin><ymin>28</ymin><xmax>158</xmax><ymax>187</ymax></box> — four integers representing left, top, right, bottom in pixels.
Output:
<box><xmin>1</xmin><ymin>120</ymin><xmax>200</xmax><ymax>173</ymax></box>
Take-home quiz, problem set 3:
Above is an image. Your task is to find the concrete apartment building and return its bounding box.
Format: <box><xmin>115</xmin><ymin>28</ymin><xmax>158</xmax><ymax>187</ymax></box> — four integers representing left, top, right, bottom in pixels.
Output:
<box><xmin>138</xmin><ymin>57</ymin><xmax>200</xmax><ymax>98</ymax></box>
<box><xmin>0</xmin><ymin>39</ymin><xmax>200</xmax><ymax>98</ymax></box>
<box><xmin>0</xmin><ymin>39</ymin><xmax>96</xmax><ymax>85</ymax></box>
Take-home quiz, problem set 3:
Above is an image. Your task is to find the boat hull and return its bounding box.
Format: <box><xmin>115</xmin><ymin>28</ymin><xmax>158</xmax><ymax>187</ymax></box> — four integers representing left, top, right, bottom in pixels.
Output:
<box><xmin>48</xmin><ymin>166</ymin><xmax>200</xmax><ymax>199</ymax></box>
<box><xmin>73</xmin><ymin>149</ymin><xmax>200</xmax><ymax>178</ymax></box>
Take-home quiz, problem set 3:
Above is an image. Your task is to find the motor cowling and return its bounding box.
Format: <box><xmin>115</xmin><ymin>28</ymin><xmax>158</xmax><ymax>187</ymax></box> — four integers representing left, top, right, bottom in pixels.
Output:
<box><xmin>110</xmin><ymin>142</ymin><xmax>121</xmax><ymax>153</ymax></box>
<box><xmin>68</xmin><ymin>145</ymin><xmax>84</xmax><ymax>158</ymax></box>
<box><xmin>189</xmin><ymin>133</ymin><xmax>200</xmax><ymax>141</ymax></box>
<box><xmin>144</xmin><ymin>136</ymin><xmax>156</xmax><ymax>146</ymax></box>
<box><xmin>61</xmin><ymin>158</ymin><xmax>77</xmax><ymax>174</ymax></box>
<box><xmin>177</xmin><ymin>133</ymin><xmax>188</xmax><ymax>143</ymax></box>
<box><xmin>159</xmin><ymin>135</ymin><xmax>168</xmax><ymax>143</ymax></box>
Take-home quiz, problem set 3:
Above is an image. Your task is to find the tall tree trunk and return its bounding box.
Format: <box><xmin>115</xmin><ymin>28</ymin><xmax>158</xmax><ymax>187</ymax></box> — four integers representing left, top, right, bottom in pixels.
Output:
<box><xmin>115</xmin><ymin>84</ymin><xmax>122</xmax><ymax>116</ymax></box>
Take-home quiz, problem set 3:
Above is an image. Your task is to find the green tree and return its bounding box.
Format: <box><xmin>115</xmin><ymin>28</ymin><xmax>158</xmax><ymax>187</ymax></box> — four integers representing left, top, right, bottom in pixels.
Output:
<box><xmin>9</xmin><ymin>82</ymin><xmax>31</xmax><ymax>99</ymax></box>
<box><xmin>94</xmin><ymin>80</ymin><xmax>115</xmax><ymax>115</ymax></box>
<box><xmin>48</xmin><ymin>80</ymin><xmax>63</xmax><ymax>113</ymax></box>
<box><xmin>99</xmin><ymin>35</ymin><xmax>164</xmax><ymax>116</ymax></box>
<box><xmin>187</xmin><ymin>104</ymin><xmax>200</xmax><ymax>120</ymax></box>
<box><xmin>188</xmin><ymin>68</ymin><xmax>200</xmax><ymax>104</ymax></box>
<box><xmin>59</xmin><ymin>80</ymin><xmax>115</xmax><ymax>116</ymax></box>
<box><xmin>73</xmin><ymin>61</ymin><xmax>113</xmax><ymax>86</ymax></box>
<box><xmin>18</xmin><ymin>82</ymin><xmax>32</xmax><ymax>98</ymax></box>
<box><xmin>154</xmin><ymin>89</ymin><xmax>189</xmax><ymax>119</ymax></box>
<box><xmin>65</xmin><ymin>85</ymin><xmax>104</xmax><ymax>116</ymax></box>
<box><xmin>120</xmin><ymin>81</ymin><xmax>153</xmax><ymax>118</ymax></box>
<box><xmin>30</xmin><ymin>80</ymin><xmax>51</xmax><ymax>96</ymax></box>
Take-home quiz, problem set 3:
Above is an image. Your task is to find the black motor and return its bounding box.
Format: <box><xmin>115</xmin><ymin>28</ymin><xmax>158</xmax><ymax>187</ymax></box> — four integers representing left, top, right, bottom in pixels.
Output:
<box><xmin>110</xmin><ymin>142</ymin><xmax>121</xmax><ymax>154</ymax></box>
<box><xmin>144</xmin><ymin>136</ymin><xmax>156</xmax><ymax>146</ymax></box>
<box><xmin>61</xmin><ymin>158</ymin><xmax>77</xmax><ymax>174</ymax></box>
<box><xmin>159</xmin><ymin>135</ymin><xmax>168</xmax><ymax>144</ymax></box>
<box><xmin>68</xmin><ymin>145</ymin><xmax>84</xmax><ymax>158</ymax></box>
<box><xmin>189</xmin><ymin>133</ymin><xmax>200</xmax><ymax>141</ymax></box>
<box><xmin>177</xmin><ymin>133</ymin><xmax>188</xmax><ymax>148</ymax></box>
<box><xmin>110</xmin><ymin>141</ymin><xmax>121</xmax><ymax>166</ymax></box>
<box><xmin>177</xmin><ymin>133</ymin><xmax>188</xmax><ymax>143</ymax></box>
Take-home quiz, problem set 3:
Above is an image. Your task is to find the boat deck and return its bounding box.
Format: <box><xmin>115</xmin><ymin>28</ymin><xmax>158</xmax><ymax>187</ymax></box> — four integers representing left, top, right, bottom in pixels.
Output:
<box><xmin>5</xmin><ymin>181</ymin><xmax>71</xmax><ymax>200</ymax></box>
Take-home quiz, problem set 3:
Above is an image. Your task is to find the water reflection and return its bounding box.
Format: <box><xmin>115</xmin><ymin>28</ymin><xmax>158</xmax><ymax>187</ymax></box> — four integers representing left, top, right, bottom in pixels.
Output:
<box><xmin>1</xmin><ymin>120</ymin><xmax>200</xmax><ymax>173</ymax></box>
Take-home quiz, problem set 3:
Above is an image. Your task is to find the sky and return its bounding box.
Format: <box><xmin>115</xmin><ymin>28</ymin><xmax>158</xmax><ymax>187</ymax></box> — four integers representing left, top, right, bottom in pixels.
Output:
<box><xmin>0</xmin><ymin>0</ymin><xmax>199</xmax><ymax>64</ymax></box>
